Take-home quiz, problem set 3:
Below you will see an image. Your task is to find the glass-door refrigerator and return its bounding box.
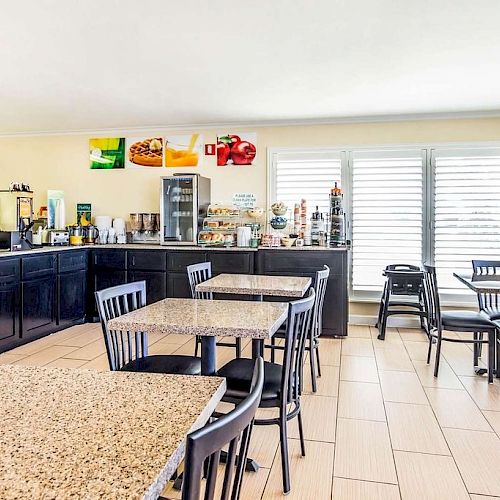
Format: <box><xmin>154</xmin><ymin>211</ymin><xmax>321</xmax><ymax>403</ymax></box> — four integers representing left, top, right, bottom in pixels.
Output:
<box><xmin>160</xmin><ymin>175</ymin><xmax>211</xmax><ymax>245</ymax></box>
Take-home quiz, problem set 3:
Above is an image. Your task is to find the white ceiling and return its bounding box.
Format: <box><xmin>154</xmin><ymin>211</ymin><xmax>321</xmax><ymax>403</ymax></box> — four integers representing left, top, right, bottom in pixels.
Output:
<box><xmin>1</xmin><ymin>0</ymin><xmax>500</xmax><ymax>135</ymax></box>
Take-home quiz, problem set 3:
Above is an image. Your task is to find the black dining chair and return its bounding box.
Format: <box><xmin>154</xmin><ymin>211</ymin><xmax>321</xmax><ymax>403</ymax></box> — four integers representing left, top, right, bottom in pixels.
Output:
<box><xmin>265</xmin><ymin>265</ymin><xmax>330</xmax><ymax>393</ymax></box>
<box><xmin>376</xmin><ymin>264</ymin><xmax>427</xmax><ymax>340</ymax></box>
<box><xmin>187</xmin><ymin>262</ymin><xmax>242</xmax><ymax>358</ymax></box>
<box><xmin>472</xmin><ymin>260</ymin><xmax>500</xmax><ymax>319</ymax></box>
<box><xmin>95</xmin><ymin>281</ymin><xmax>201</xmax><ymax>375</ymax></box>
<box><xmin>216</xmin><ymin>289</ymin><xmax>315</xmax><ymax>494</ymax></box>
<box><xmin>423</xmin><ymin>264</ymin><xmax>498</xmax><ymax>383</ymax></box>
<box><xmin>176</xmin><ymin>357</ymin><xmax>264</xmax><ymax>500</ymax></box>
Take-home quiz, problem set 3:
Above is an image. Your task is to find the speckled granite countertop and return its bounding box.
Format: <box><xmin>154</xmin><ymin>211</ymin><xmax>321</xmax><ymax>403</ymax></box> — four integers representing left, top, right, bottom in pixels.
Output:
<box><xmin>0</xmin><ymin>243</ymin><xmax>348</xmax><ymax>258</ymax></box>
<box><xmin>196</xmin><ymin>273</ymin><xmax>311</xmax><ymax>297</ymax></box>
<box><xmin>0</xmin><ymin>365</ymin><xmax>225</xmax><ymax>500</ymax></box>
<box><xmin>109</xmin><ymin>298</ymin><xmax>288</xmax><ymax>339</ymax></box>
<box><xmin>454</xmin><ymin>272</ymin><xmax>500</xmax><ymax>294</ymax></box>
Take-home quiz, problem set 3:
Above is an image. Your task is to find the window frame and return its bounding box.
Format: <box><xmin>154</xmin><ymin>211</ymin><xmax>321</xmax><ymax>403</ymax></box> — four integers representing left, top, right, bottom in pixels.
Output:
<box><xmin>268</xmin><ymin>142</ymin><xmax>500</xmax><ymax>305</ymax></box>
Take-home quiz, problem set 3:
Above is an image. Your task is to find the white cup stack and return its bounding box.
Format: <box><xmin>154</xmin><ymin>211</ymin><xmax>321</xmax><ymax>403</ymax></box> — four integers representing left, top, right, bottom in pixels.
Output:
<box><xmin>113</xmin><ymin>218</ymin><xmax>127</xmax><ymax>244</ymax></box>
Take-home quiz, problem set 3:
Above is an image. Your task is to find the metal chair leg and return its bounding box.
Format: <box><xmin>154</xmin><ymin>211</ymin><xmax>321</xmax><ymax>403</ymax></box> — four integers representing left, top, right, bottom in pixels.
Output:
<box><xmin>279</xmin><ymin>410</ymin><xmax>291</xmax><ymax>494</ymax></box>
<box><xmin>297</xmin><ymin>407</ymin><xmax>306</xmax><ymax>457</ymax></box>
<box><xmin>315</xmin><ymin>342</ymin><xmax>322</xmax><ymax>378</ymax></box>
<box><xmin>235</xmin><ymin>338</ymin><xmax>242</xmax><ymax>358</ymax></box>
<box><xmin>270</xmin><ymin>336</ymin><xmax>276</xmax><ymax>363</ymax></box>
<box><xmin>473</xmin><ymin>332</ymin><xmax>479</xmax><ymax>366</ymax></box>
<box><xmin>488</xmin><ymin>331</ymin><xmax>495</xmax><ymax>384</ymax></box>
<box><xmin>194</xmin><ymin>336</ymin><xmax>200</xmax><ymax>357</ymax></box>
<box><xmin>426</xmin><ymin>336</ymin><xmax>433</xmax><ymax>365</ymax></box>
<box><xmin>496</xmin><ymin>329</ymin><xmax>500</xmax><ymax>379</ymax></box>
<box><xmin>309</xmin><ymin>335</ymin><xmax>317</xmax><ymax>393</ymax></box>
<box><xmin>434</xmin><ymin>336</ymin><xmax>442</xmax><ymax>377</ymax></box>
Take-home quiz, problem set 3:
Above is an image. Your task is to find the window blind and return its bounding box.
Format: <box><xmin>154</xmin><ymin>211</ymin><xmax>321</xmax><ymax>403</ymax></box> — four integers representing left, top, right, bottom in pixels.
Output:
<box><xmin>432</xmin><ymin>147</ymin><xmax>500</xmax><ymax>294</ymax></box>
<box><xmin>272</xmin><ymin>151</ymin><xmax>342</xmax><ymax>218</ymax></box>
<box><xmin>351</xmin><ymin>149</ymin><xmax>425</xmax><ymax>294</ymax></box>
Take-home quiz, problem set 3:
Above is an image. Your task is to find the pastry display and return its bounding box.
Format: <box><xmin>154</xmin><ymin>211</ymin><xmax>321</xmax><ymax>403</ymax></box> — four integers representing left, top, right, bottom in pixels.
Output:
<box><xmin>198</xmin><ymin>231</ymin><xmax>236</xmax><ymax>246</ymax></box>
<box><xmin>128</xmin><ymin>138</ymin><xmax>163</xmax><ymax>167</ymax></box>
<box><xmin>203</xmin><ymin>219</ymin><xmax>238</xmax><ymax>230</ymax></box>
<box><xmin>207</xmin><ymin>205</ymin><xmax>240</xmax><ymax>217</ymax></box>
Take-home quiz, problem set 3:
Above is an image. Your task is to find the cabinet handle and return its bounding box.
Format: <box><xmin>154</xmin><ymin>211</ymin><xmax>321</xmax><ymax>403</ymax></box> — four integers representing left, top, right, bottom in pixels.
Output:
<box><xmin>132</xmin><ymin>256</ymin><xmax>136</xmax><ymax>266</ymax></box>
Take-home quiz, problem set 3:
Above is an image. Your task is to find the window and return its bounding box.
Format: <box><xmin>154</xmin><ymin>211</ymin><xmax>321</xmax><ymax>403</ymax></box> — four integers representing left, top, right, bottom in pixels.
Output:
<box><xmin>432</xmin><ymin>147</ymin><xmax>500</xmax><ymax>295</ymax></box>
<box><xmin>269</xmin><ymin>150</ymin><xmax>343</xmax><ymax>218</ymax></box>
<box><xmin>268</xmin><ymin>143</ymin><xmax>500</xmax><ymax>304</ymax></box>
<box><xmin>350</xmin><ymin>149</ymin><xmax>425</xmax><ymax>295</ymax></box>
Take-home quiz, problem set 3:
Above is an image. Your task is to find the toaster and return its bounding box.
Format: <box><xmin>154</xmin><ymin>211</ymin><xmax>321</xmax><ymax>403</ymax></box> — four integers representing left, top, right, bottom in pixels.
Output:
<box><xmin>46</xmin><ymin>230</ymin><xmax>69</xmax><ymax>246</ymax></box>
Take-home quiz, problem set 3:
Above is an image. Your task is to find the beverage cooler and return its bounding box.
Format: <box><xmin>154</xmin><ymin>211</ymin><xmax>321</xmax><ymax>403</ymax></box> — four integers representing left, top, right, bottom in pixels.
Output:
<box><xmin>160</xmin><ymin>175</ymin><xmax>211</xmax><ymax>245</ymax></box>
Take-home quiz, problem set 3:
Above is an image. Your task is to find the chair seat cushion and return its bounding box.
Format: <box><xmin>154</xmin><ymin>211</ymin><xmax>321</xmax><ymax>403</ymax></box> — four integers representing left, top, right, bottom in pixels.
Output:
<box><xmin>121</xmin><ymin>355</ymin><xmax>201</xmax><ymax>375</ymax></box>
<box><xmin>441</xmin><ymin>310</ymin><xmax>496</xmax><ymax>331</ymax></box>
<box><xmin>483</xmin><ymin>306</ymin><xmax>500</xmax><ymax>320</ymax></box>
<box><xmin>217</xmin><ymin>358</ymin><xmax>282</xmax><ymax>401</ymax></box>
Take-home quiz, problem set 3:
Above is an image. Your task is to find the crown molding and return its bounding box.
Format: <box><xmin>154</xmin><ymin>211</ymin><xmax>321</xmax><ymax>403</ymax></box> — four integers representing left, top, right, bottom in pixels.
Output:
<box><xmin>1</xmin><ymin>109</ymin><xmax>500</xmax><ymax>138</ymax></box>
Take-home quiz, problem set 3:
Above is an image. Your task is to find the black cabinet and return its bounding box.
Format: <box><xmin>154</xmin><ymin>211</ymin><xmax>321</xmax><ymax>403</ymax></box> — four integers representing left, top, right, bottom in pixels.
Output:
<box><xmin>128</xmin><ymin>271</ymin><xmax>167</xmax><ymax>304</ymax></box>
<box><xmin>167</xmin><ymin>251</ymin><xmax>206</xmax><ymax>272</ymax></box>
<box><xmin>128</xmin><ymin>250</ymin><xmax>167</xmax><ymax>271</ymax></box>
<box><xmin>0</xmin><ymin>279</ymin><xmax>20</xmax><ymax>349</ymax></box>
<box><xmin>208</xmin><ymin>251</ymin><xmax>254</xmax><ymax>275</ymax></box>
<box><xmin>167</xmin><ymin>272</ymin><xmax>192</xmax><ymax>298</ymax></box>
<box><xmin>256</xmin><ymin>249</ymin><xmax>348</xmax><ymax>337</ymax></box>
<box><xmin>58</xmin><ymin>270</ymin><xmax>87</xmax><ymax>328</ymax></box>
<box><xmin>22</xmin><ymin>275</ymin><xmax>57</xmax><ymax>339</ymax></box>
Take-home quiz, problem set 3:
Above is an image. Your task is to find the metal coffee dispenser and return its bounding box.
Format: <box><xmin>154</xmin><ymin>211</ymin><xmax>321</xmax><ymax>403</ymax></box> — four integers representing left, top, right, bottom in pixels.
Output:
<box><xmin>0</xmin><ymin>190</ymin><xmax>35</xmax><ymax>251</ymax></box>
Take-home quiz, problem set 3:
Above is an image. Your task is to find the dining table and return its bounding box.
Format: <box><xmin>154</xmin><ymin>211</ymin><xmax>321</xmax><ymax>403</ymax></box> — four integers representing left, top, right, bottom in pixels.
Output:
<box><xmin>195</xmin><ymin>273</ymin><xmax>311</xmax><ymax>357</ymax></box>
<box><xmin>454</xmin><ymin>272</ymin><xmax>500</xmax><ymax>294</ymax></box>
<box><xmin>0</xmin><ymin>364</ymin><xmax>226</xmax><ymax>500</ymax></box>
<box><xmin>108</xmin><ymin>297</ymin><xmax>288</xmax><ymax>376</ymax></box>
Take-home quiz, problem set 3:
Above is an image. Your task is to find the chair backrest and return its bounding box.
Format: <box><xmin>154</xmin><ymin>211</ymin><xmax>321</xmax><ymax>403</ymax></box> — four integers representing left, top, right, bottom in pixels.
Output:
<box><xmin>422</xmin><ymin>264</ymin><xmax>442</xmax><ymax>333</ymax></box>
<box><xmin>182</xmin><ymin>357</ymin><xmax>264</xmax><ymax>500</ymax></box>
<box><xmin>282</xmin><ymin>289</ymin><xmax>315</xmax><ymax>405</ymax></box>
<box><xmin>384</xmin><ymin>264</ymin><xmax>424</xmax><ymax>296</ymax></box>
<box><xmin>187</xmin><ymin>262</ymin><xmax>213</xmax><ymax>300</ymax></box>
<box><xmin>471</xmin><ymin>260</ymin><xmax>500</xmax><ymax>313</ymax></box>
<box><xmin>311</xmin><ymin>265</ymin><xmax>330</xmax><ymax>340</ymax></box>
<box><xmin>95</xmin><ymin>281</ymin><xmax>148</xmax><ymax>371</ymax></box>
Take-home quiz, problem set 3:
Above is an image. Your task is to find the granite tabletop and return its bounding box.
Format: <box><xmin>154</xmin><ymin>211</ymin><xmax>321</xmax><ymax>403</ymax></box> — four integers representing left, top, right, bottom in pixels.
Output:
<box><xmin>196</xmin><ymin>273</ymin><xmax>311</xmax><ymax>297</ymax></box>
<box><xmin>454</xmin><ymin>272</ymin><xmax>500</xmax><ymax>294</ymax></box>
<box><xmin>108</xmin><ymin>298</ymin><xmax>288</xmax><ymax>339</ymax></box>
<box><xmin>0</xmin><ymin>365</ymin><xmax>225</xmax><ymax>500</ymax></box>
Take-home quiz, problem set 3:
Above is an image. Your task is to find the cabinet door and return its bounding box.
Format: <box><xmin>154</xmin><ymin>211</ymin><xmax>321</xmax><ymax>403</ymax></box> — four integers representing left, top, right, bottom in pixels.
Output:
<box><xmin>0</xmin><ymin>282</ymin><xmax>20</xmax><ymax>347</ymax></box>
<box><xmin>209</xmin><ymin>252</ymin><xmax>254</xmax><ymax>274</ymax></box>
<box><xmin>167</xmin><ymin>272</ymin><xmax>192</xmax><ymax>298</ymax></box>
<box><xmin>92</xmin><ymin>249</ymin><xmax>127</xmax><ymax>270</ymax></box>
<box><xmin>128</xmin><ymin>271</ymin><xmax>166</xmax><ymax>305</ymax></box>
<box><xmin>58</xmin><ymin>270</ymin><xmax>87</xmax><ymax>327</ymax></box>
<box><xmin>59</xmin><ymin>250</ymin><xmax>87</xmax><ymax>273</ymax></box>
<box><xmin>128</xmin><ymin>251</ymin><xmax>167</xmax><ymax>271</ymax></box>
<box><xmin>22</xmin><ymin>254</ymin><xmax>57</xmax><ymax>280</ymax></box>
<box><xmin>167</xmin><ymin>251</ymin><xmax>206</xmax><ymax>272</ymax></box>
<box><xmin>22</xmin><ymin>276</ymin><xmax>56</xmax><ymax>338</ymax></box>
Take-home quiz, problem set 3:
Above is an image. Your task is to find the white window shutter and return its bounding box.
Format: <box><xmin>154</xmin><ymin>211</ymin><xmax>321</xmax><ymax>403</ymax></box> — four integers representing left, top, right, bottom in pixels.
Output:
<box><xmin>432</xmin><ymin>147</ymin><xmax>500</xmax><ymax>295</ymax></box>
<box><xmin>351</xmin><ymin>149</ymin><xmax>426</xmax><ymax>296</ymax></box>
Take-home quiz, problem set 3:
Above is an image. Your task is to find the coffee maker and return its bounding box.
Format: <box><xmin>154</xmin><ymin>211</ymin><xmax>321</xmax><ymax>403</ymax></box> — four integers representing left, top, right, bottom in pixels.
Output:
<box><xmin>0</xmin><ymin>190</ymin><xmax>35</xmax><ymax>251</ymax></box>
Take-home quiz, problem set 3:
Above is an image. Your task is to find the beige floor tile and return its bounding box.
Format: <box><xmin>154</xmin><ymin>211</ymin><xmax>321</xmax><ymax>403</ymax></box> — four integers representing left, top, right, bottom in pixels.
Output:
<box><xmin>441</xmin><ymin>341</ymin><xmax>486</xmax><ymax>377</ymax></box>
<box><xmin>483</xmin><ymin>410</ymin><xmax>500</xmax><ymax>436</ymax></box>
<box><xmin>247</xmin><ymin>420</ymin><xmax>280</xmax><ymax>469</ymax></box>
<box><xmin>347</xmin><ymin>324</ymin><xmax>371</xmax><ymax>338</ymax></box>
<box><xmin>374</xmin><ymin>346</ymin><xmax>414</xmax><ymax>372</ymax></box>
<box><xmin>413</xmin><ymin>359</ymin><xmax>463</xmax><ymax>390</ymax></box>
<box><xmin>289</xmin><ymin>395</ymin><xmax>337</xmax><ymax>443</ymax></box>
<box><xmin>262</xmin><ymin>439</ymin><xmax>334</xmax><ymax>499</ymax></box>
<box><xmin>318</xmin><ymin>338</ymin><xmax>341</xmax><ymax>366</ymax></box>
<box><xmin>444</xmin><ymin>427</ymin><xmax>500</xmax><ymax>496</ymax></box>
<box><xmin>341</xmin><ymin>338</ymin><xmax>374</xmax><ymax>357</ymax></box>
<box><xmin>332</xmin><ymin>478</ymin><xmax>400</xmax><ymax>500</ymax></box>
<box><xmin>9</xmin><ymin>334</ymin><xmax>62</xmax><ymax>355</ymax></box>
<box><xmin>56</xmin><ymin>328</ymin><xmax>102</xmax><ymax>347</ymax></box>
<box><xmin>302</xmin><ymin>363</ymin><xmax>340</xmax><ymax>396</ymax></box>
<box><xmin>62</xmin><ymin>339</ymin><xmax>106</xmax><ymax>361</ymax></box>
<box><xmin>379</xmin><ymin>371</ymin><xmax>427</xmax><ymax>404</ymax></box>
<box><xmin>470</xmin><ymin>496</ymin><xmax>500</xmax><ymax>500</ymax></box>
<box><xmin>340</xmin><ymin>355</ymin><xmax>379</xmax><ymax>383</ymax></box>
<box><xmin>403</xmin><ymin>340</ymin><xmax>432</xmax><ymax>361</ymax></box>
<box><xmin>171</xmin><ymin>338</ymin><xmax>198</xmax><ymax>356</ymax></box>
<box><xmin>45</xmin><ymin>357</ymin><xmax>87</xmax><ymax>369</ymax></box>
<box><xmin>80</xmin><ymin>353</ymin><xmax>110</xmax><ymax>371</ymax></box>
<box><xmin>13</xmin><ymin>345</ymin><xmax>78</xmax><ymax>366</ymax></box>
<box><xmin>460</xmin><ymin>376</ymin><xmax>500</xmax><ymax>411</ymax></box>
<box><xmin>0</xmin><ymin>353</ymin><xmax>26</xmax><ymax>365</ymax></box>
<box><xmin>394</xmin><ymin>450</ymin><xmax>469</xmax><ymax>500</ymax></box>
<box><xmin>370</xmin><ymin>326</ymin><xmax>400</xmax><ymax>340</ymax></box>
<box><xmin>425</xmin><ymin>387</ymin><xmax>492</xmax><ymax>431</ymax></box>
<box><xmin>385</xmin><ymin>402</ymin><xmax>449</xmax><ymax>455</ymax></box>
<box><xmin>338</xmin><ymin>381</ymin><xmax>386</xmax><ymax>422</ymax></box>
<box><xmin>398</xmin><ymin>328</ymin><xmax>428</xmax><ymax>343</ymax></box>
<box><xmin>148</xmin><ymin>342</ymin><xmax>184</xmax><ymax>356</ymax></box>
<box><xmin>334</xmin><ymin>418</ymin><xmax>397</xmax><ymax>484</ymax></box>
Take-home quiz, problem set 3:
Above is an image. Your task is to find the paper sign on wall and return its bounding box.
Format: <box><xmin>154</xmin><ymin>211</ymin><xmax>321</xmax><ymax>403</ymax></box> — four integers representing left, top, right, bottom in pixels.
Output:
<box><xmin>232</xmin><ymin>193</ymin><xmax>256</xmax><ymax>208</ymax></box>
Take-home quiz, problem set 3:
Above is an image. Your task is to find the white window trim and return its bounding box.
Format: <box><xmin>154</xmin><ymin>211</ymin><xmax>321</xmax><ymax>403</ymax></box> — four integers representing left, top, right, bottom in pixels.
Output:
<box><xmin>267</xmin><ymin>141</ymin><xmax>500</xmax><ymax>305</ymax></box>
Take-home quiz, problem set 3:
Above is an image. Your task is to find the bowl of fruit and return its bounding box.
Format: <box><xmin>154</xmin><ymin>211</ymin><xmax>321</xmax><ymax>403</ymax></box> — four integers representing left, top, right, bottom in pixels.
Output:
<box><xmin>271</xmin><ymin>202</ymin><xmax>288</xmax><ymax>216</ymax></box>
<box><xmin>247</xmin><ymin>207</ymin><xmax>264</xmax><ymax>219</ymax></box>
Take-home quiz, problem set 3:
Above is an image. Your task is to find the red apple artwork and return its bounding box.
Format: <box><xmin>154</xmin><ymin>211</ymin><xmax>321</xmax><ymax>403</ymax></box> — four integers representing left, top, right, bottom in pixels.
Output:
<box><xmin>216</xmin><ymin>133</ymin><xmax>257</xmax><ymax>166</ymax></box>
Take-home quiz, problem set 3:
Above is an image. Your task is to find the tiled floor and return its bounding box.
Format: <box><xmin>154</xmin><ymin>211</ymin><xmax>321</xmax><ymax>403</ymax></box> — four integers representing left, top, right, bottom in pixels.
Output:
<box><xmin>2</xmin><ymin>323</ymin><xmax>500</xmax><ymax>499</ymax></box>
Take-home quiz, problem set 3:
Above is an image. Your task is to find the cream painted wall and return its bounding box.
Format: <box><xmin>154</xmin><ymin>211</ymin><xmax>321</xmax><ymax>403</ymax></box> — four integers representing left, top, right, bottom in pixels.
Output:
<box><xmin>1</xmin><ymin>117</ymin><xmax>499</xmax><ymax>315</ymax></box>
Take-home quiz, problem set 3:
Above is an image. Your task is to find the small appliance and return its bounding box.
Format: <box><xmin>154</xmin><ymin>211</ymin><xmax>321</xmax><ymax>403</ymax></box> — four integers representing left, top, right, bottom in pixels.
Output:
<box><xmin>0</xmin><ymin>190</ymin><xmax>34</xmax><ymax>251</ymax></box>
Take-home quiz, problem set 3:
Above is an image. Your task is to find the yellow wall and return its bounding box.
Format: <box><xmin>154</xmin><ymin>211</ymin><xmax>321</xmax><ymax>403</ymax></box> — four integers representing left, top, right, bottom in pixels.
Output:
<box><xmin>1</xmin><ymin>117</ymin><xmax>499</xmax><ymax>316</ymax></box>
